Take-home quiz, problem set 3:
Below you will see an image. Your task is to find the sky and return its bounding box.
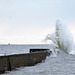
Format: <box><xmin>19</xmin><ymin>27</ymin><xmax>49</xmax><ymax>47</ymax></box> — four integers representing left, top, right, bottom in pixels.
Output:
<box><xmin>0</xmin><ymin>0</ymin><xmax>75</xmax><ymax>44</ymax></box>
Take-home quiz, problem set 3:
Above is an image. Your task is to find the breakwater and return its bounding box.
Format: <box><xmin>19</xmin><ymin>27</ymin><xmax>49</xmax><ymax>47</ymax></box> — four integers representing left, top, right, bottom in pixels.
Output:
<box><xmin>0</xmin><ymin>51</ymin><xmax>48</xmax><ymax>74</ymax></box>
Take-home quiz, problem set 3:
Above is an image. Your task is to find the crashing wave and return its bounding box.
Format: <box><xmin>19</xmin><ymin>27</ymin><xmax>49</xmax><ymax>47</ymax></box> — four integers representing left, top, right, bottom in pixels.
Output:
<box><xmin>45</xmin><ymin>20</ymin><xmax>75</xmax><ymax>55</ymax></box>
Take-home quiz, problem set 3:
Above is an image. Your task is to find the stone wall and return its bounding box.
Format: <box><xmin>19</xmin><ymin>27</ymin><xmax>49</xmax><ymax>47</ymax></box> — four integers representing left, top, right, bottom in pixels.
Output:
<box><xmin>30</xmin><ymin>49</ymin><xmax>49</xmax><ymax>53</ymax></box>
<box><xmin>0</xmin><ymin>56</ymin><xmax>9</xmax><ymax>73</ymax></box>
<box><xmin>0</xmin><ymin>52</ymin><xmax>47</xmax><ymax>74</ymax></box>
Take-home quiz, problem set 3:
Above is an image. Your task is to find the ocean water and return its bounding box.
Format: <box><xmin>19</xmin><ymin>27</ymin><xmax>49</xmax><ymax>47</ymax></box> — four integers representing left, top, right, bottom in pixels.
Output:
<box><xmin>1</xmin><ymin>44</ymin><xmax>75</xmax><ymax>75</ymax></box>
<box><xmin>45</xmin><ymin>20</ymin><xmax>75</xmax><ymax>54</ymax></box>
<box><xmin>0</xmin><ymin>44</ymin><xmax>50</xmax><ymax>55</ymax></box>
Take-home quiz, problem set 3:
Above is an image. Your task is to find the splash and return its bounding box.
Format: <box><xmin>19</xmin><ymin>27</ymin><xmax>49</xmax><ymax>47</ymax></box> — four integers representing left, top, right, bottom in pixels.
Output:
<box><xmin>45</xmin><ymin>20</ymin><xmax>75</xmax><ymax>54</ymax></box>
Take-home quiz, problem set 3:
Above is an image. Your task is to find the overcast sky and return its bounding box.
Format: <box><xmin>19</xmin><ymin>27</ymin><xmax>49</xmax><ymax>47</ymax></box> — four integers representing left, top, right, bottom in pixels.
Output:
<box><xmin>0</xmin><ymin>0</ymin><xmax>75</xmax><ymax>44</ymax></box>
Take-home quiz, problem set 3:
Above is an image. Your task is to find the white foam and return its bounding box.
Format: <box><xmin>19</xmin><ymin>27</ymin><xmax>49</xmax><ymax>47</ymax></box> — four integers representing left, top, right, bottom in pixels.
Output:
<box><xmin>45</xmin><ymin>20</ymin><xmax>75</xmax><ymax>55</ymax></box>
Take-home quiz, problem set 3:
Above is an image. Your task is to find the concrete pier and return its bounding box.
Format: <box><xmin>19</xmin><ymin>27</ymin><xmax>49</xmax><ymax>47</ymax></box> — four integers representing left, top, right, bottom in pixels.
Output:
<box><xmin>0</xmin><ymin>51</ymin><xmax>49</xmax><ymax>74</ymax></box>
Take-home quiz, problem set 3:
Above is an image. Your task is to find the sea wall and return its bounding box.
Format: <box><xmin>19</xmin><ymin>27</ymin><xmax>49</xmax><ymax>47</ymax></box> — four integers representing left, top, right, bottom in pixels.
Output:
<box><xmin>30</xmin><ymin>49</ymin><xmax>49</xmax><ymax>53</ymax></box>
<box><xmin>0</xmin><ymin>56</ymin><xmax>9</xmax><ymax>73</ymax></box>
<box><xmin>0</xmin><ymin>51</ymin><xmax>48</xmax><ymax>74</ymax></box>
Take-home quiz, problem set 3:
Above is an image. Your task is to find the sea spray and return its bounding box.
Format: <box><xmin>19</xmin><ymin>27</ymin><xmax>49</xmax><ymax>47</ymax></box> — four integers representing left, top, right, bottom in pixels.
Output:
<box><xmin>45</xmin><ymin>20</ymin><xmax>75</xmax><ymax>54</ymax></box>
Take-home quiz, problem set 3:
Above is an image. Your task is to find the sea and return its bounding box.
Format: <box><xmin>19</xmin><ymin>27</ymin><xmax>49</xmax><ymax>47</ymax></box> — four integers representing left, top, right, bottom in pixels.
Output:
<box><xmin>0</xmin><ymin>44</ymin><xmax>50</xmax><ymax>55</ymax></box>
<box><xmin>1</xmin><ymin>44</ymin><xmax>75</xmax><ymax>75</ymax></box>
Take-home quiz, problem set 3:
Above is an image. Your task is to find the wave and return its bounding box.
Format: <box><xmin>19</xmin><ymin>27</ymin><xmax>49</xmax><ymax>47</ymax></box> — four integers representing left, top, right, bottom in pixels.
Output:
<box><xmin>45</xmin><ymin>20</ymin><xmax>75</xmax><ymax>55</ymax></box>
